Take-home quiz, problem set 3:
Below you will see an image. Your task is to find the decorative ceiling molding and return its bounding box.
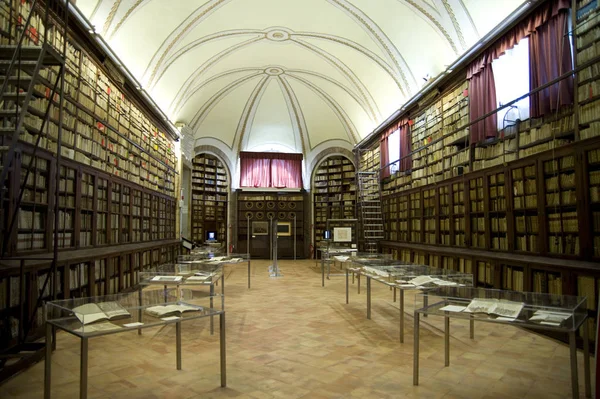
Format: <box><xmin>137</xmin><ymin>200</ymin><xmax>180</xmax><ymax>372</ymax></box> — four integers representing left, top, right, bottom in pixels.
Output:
<box><xmin>286</xmin><ymin>68</ymin><xmax>378</xmax><ymax>122</ymax></box>
<box><xmin>327</xmin><ymin>0</ymin><xmax>416</xmax><ymax>94</ymax></box>
<box><xmin>401</xmin><ymin>0</ymin><xmax>459</xmax><ymax>54</ymax></box>
<box><xmin>189</xmin><ymin>73</ymin><xmax>263</xmax><ymax>133</ymax></box>
<box><xmin>234</xmin><ymin>75</ymin><xmax>271</xmax><ymax>153</ymax></box>
<box><xmin>279</xmin><ymin>75</ymin><xmax>310</xmax><ymax>155</ymax></box>
<box><xmin>149</xmin><ymin>29</ymin><xmax>264</xmax><ymax>89</ymax></box>
<box><xmin>441</xmin><ymin>0</ymin><xmax>466</xmax><ymax>50</ymax></box>
<box><xmin>456</xmin><ymin>0</ymin><xmax>479</xmax><ymax>37</ymax></box>
<box><xmin>152</xmin><ymin>27</ymin><xmax>396</xmax><ymax>121</ymax></box>
<box><xmin>287</xmin><ymin>74</ymin><xmax>360</xmax><ymax>146</ymax></box>
<box><xmin>102</xmin><ymin>0</ymin><xmax>122</xmax><ymax>36</ymax></box>
<box><xmin>292</xmin><ymin>31</ymin><xmax>404</xmax><ymax>96</ymax></box>
<box><xmin>143</xmin><ymin>0</ymin><xmax>230</xmax><ymax>85</ymax></box>
<box><xmin>292</xmin><ymin>38</ymin><xmax>383</xmax><ymax>116</ymax></box>
<box><xmin>170</xmin><ymin>36</ymin><xmax>263</xmax><ymax>115</ymax></box>
<box><xmin>108</xmin><ymin>0</ymin><xmax>146</xmax><ymax>39</ymax></box>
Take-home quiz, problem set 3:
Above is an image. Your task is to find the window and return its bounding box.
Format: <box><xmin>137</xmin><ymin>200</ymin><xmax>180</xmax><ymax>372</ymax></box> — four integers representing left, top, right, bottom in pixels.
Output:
<box><xmin>492</xmin><ymin>37</ymin><xmax>530</xmax><ymax>131</ymax></box>
<box><xmin>388</xmin><ymin>128</ymin><xmax>400</xmax><ymax>174</ymax></box>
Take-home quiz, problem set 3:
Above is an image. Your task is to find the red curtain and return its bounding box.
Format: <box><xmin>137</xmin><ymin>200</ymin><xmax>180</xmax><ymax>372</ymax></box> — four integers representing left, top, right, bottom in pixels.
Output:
<box><xmin>466</xmin><ymin>0</ymin><xmax>572</xmax><ymax>144</ymax></box>
<box><xmin>468</xmin><ymin>64</ymin><xmax>498</xmax><ymax>144</ymax></box>
<box><xmin>271</xmin><ymin>159</ymin><xmax>303</xmax><ymax>188</ymax></box>
<box><xmin>240</xmin><ymin>158</ymin><xmax>271</xmax><ymax>188</ymax></box>
<box><xmin>529</xmin><ymin>2</ymin><xmax>573</xmax><ymax>118</ymax></box>
<box><xmin>398</xmin><ymin>119</ymin><xmax>411</xmax><ymax>172</ymax></box>
<box><xmin>239</xmin><ymin>152</ymin><xmax>303</xmax><ymax>188</ymax></box>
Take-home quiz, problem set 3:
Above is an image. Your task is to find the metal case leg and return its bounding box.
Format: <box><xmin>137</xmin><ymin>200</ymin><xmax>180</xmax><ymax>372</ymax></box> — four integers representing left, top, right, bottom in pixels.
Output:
<box><xmin>366</xmin><ymin>277</ymin><xmax>371</xmax><ymax>320</ymax></box>
<box><xmin>220</xmin><ymin>313</ymin><xmax>227</xmax><ymax>387</ymax></box>
<box><xmin>44</xmin><ymin>323</ymin><xmax>52</xmax><ymax>399</ymax></box>
<box><xmin>176</xmin><ymin>321</ymin><xmax>182</xmax><ymax>370</ymax></box>
<box><xmin>569</xmin><ymin>331</ymin><xmax>579</xmax><ymax>399</ymax></box>
<box><xmin>413</xmin><ymin>312</ymin><xmax>420</xmax><ymax>385</ymax></box>
<box><xmin>399</xmin><ymin>290</ymin><xmax>404</xmax><ymax>343</ymax></box>
<box><xmin>80</xmin><ymin>338</ymin><xmax>88</xmax><ymax>399</ymax></box>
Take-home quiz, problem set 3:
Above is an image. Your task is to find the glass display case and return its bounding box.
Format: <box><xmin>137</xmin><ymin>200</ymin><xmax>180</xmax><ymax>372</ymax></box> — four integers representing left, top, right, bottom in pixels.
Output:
<box><xmin>346</xmin><ymin>263</ymin><xmax>474</xmax><ymax>342</ymax></box>
<box><xmin>178</xmin><ymin>253</ymin><xmax>252</xmax><ymax>288</ymax></box>
<box><xmin>44</xmin><ymin>289</ymin><xmax>226</xmax><ymax>399</ymax></box>
<box><xmin>316</xmin><ymin>244</ymin><xmax>358</xmax><ymax>286</ymax></box>
<box><xmin>412</xmin><ymin>287</ymin><xmax>591</xmax><ymax>399</ymax></box>
<box><xmin>139</xmin><ymin>263</ymin><xmax>224</xmax><ymax>287</ymax></box>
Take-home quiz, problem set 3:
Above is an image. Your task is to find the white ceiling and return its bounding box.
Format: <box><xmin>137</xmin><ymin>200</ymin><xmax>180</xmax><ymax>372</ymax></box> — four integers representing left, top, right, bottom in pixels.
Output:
<box><xmin>77</xmin><ymin>0</ymin><xmax>525</xmax><ymax>161</ymax></box>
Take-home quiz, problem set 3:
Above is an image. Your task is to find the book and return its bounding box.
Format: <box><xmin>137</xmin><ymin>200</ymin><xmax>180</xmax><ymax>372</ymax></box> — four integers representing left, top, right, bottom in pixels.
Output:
<box><xmin>72</xmin><ymin>301</ymin><xmax>131</xmax><ymax>325</ymax></box>
<box><xmin>151</xmin><ymin>275</ymin><xmax>183</xmax><ymax>283</ymax></box>
<box><xmin>464</xmin><ymin>298</ymin><xmax>524</xmax><ymax>319</ymax></box>
<box><xmin>74</xmin><ymin>322</ymin><xmax>122</xmax><ymax>333</ymax></box>
<box><xmin>185</xmin><ymin>275</ymin><xmax>213</xmax><ymax>283</ymax></box>
<box><xmin>528</xmin><ymin>310</ymin><xmax>571</xmax><ymax>326</ymax></box>
<box><xmin>144</xmin><ymin>303</ymin><xmax>203</xmax><ymax>318</ymax></box>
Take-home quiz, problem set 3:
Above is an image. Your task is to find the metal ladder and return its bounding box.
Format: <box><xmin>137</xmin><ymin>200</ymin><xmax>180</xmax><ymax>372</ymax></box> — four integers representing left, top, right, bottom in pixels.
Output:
<box><xmin>0</xmin><ymin>0</ymin><xmax>67</xmax><ymax>384</ymax></box>
<box><xmin>357</xmin><ymin>171</ymin><xmax>384</xmax><ymax>252</ymax></box>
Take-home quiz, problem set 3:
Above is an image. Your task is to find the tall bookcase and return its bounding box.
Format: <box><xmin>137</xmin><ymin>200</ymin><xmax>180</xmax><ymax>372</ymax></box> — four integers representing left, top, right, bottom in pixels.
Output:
<box><xmin>190</xmin><ymin>154</ymin><xmax>229</xmax><ymax>246</ymax></box>
<box><xmin>0</xmin><ymin>0</ymin><xmax>180</xmax><ymax>354</ymax></box>
<box><xmin>237</xmin><ymin>192</ymin><xmax>306</xmax><ymax>259</ymax></box>
<box><xmin>366</xmin><ymin>0</ymin><xmax>600</xmax><ymax>344</ymax></box>
<box><xmin>312</xmin><ymin>156</ymin><xmax>356</xmax><ymax>252</ymax></box>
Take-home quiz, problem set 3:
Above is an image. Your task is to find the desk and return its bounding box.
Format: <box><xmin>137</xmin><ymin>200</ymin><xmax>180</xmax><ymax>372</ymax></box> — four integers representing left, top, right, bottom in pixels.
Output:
<box><xmin>44</xmin><ymin>290</ymin><xmax>226</xmax><ymax>399</ymax></box>
<box><xmin>413</xmin><ymin>287</ymin><xmax>591</xmax><ymax>399</ymax></box>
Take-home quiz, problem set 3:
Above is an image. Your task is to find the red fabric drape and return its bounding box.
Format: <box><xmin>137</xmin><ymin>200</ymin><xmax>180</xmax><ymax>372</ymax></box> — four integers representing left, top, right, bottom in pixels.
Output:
<box><xmin>398</xmin><ymin>119</ymin><xmax>411</xmax><ymax>172</ymax></box>
<box><xmin>240</xmin><ymin>158</ymin><xmax>271</xmax><ymax>188</ymax></box>
<box><xmin>380</xmin><ymin>128</ymin><xmax>391</xmax><ymax>179</ymax></box>
<box><xmin>529</xmin><ymin>5</ymin><xmax>573</xmax><ymax>117</ymax></box>
<box><xmin>239</xmin><ymin>152</ymin><xmax>303</xmax><ymax>188</ymax></box>
<box><xmin>469</xmin><ymin>66</ymin><xmax>498</xmax><ymax>144</ymax></box>
<box><xmin>240</xmin><ymin>151</ymin><xmax>302</xmax><ymax>161</ymax></box>
<box><xmin>271</xmin><ymin>159</ymin><xmax>303</xmax><ymax>188</ymax></box>
<box><xmin>466</xmin><ymin>0</ymin><xmax>571</xmax><ymax>144</ymax></box>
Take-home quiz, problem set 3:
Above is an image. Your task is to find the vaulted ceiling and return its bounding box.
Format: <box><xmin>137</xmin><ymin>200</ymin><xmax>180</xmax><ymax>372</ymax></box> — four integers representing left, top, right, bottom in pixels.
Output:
<box><xmin>76</xmin><ymin>0</ymin><xmax>525</xmax><ymax>163</ymax></box>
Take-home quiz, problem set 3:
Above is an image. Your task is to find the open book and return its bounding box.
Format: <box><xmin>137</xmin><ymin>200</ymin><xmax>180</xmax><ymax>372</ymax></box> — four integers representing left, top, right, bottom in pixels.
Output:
<box><xmin>528</xmin><ymin>310</ymin><xmax>571</xmax><ymax>326</ymax></box>
<box><xmin>74</xmin><ymin>322</ymin><xmax>122</xmax><ymax>333</ymax></box>
<box><xmin>151</xmin><ymin>275</ymin><xmax>183</xmax><ymax>283</ymax></box>
<box><xmin>144</xmin><ymin>303</ymin><xmax>203</xmax><ymax>318</ymax></box>
<box><xmin>185</xmin><ymin>274</ymin><xmax>214</xmax><ymax>283</ymax></box>
<box><xmin>72</xmin><ymin>301</ymin><xmax>131</xmax><ymax>325</ymax></box>
<box><xmin>465</xmin><ymin>298</ymin><xmax>524</xmax><ymax>319</ymax></box>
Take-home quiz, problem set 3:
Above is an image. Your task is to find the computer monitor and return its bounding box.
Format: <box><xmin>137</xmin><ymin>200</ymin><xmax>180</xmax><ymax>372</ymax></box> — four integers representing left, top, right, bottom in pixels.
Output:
<box><xmin>206</xmin><ymin>231</ymin><xmax>217</xmax><ymax>241</ymax></box>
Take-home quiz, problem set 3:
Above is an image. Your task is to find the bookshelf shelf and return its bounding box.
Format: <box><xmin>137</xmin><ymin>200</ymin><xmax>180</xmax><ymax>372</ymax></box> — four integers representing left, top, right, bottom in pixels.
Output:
<box><xmin>191</xmin><ymin>154</ymin><xmax>229</xmax><ymax>246</ymax></box>
<box><xmin>312</xmin><ymin>156</ymin><xmax>356</xmax><ymax>252</ymax></box>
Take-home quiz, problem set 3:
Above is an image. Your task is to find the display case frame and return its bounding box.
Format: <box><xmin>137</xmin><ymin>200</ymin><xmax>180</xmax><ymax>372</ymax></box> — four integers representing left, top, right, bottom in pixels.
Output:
<box><xmin>44</xmin><ymin>289</ymin><xmax>226</xmax><ymax>399</ymax></box>
<box><xmin>346</xmin><ymin>263</ymin><xmax>474</xmax><ymax>342</ymax></box>
<box><xmin>412</xmin><ymin>286</ymin><xmax>591</xmax><ymax>399</ymax></box>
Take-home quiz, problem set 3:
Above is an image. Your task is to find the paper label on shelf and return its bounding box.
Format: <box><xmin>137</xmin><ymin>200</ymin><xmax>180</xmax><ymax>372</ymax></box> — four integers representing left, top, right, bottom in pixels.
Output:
<box><xmin>161</xmin><ymin>316</ymin><xmax>181</xmax><ymax>321</ymax></box>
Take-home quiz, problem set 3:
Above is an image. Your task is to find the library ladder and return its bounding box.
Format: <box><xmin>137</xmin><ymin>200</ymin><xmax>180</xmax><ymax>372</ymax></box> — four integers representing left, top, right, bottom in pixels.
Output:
<box><xmin>0</xmin><ymin>0</ymin><xmax>68</xmax><ymax>384</ymax></box>
<box><xmin>357</xmin><ymin>171</ymin><xmax>384</xmax><ymax>252</ymax></box>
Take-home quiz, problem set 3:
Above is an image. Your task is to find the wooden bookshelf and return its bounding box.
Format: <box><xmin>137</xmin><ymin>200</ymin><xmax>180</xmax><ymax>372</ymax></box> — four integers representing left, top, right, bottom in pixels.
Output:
<box><xmin>190</xmin><ymin>153</ymin><xmax>229</xmax><ymax>245</ymax></box>
<box><xmin>0</xmin><ymin>0</ymin><xmax>180</xmax><ymax>352</ymax></box>
<box><xmin>312</xmin><ymin>156</ymin><xmax>356</xmax><ymax>251</ymax></box>
<box><xmin>237</xmin><ymin>192</ymin><xmax>306</xmax><ymax>259</ymax></box>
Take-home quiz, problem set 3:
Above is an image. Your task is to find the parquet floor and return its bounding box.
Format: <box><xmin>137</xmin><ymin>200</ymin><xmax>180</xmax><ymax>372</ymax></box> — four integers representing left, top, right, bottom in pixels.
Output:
<box><xmin>0</xmin><ymin>259</ymin><xmax>595</xmax><ymax>398</ymax></box>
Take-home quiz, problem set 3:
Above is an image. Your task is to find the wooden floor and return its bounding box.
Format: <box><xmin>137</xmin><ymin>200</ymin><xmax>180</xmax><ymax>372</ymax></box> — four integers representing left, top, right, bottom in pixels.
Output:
<box><xmin>0</xmin><ymin>259</ymin><xmax>595</xmax><ymax>398</ymax></box>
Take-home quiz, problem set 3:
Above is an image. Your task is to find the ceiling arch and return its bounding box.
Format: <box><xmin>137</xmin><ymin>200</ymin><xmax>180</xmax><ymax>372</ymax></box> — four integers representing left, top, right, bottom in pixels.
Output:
<box><xmin>77</xmin><ymin>0</ymin><xmax>526</xmax><ymax>166</ymax></box>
